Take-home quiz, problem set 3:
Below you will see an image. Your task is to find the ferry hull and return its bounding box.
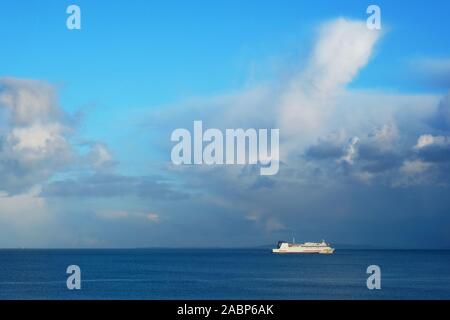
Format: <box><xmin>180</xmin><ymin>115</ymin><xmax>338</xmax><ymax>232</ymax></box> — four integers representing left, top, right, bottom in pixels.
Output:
<box><xmin>272</xmin><ymin>249</ymin><xmax>335</xmax><ymax>254</ymax></box>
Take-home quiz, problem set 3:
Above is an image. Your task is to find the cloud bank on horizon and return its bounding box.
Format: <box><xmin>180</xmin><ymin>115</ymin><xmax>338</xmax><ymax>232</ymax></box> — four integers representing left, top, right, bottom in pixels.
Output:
<box><xmin>0</xmin><ymin>14</ymin><xmax>449</xmax><ymax>248</ymax></box>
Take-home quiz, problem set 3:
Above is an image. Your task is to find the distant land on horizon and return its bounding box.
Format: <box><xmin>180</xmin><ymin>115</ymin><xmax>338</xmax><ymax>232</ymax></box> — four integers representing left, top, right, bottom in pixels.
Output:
<box><xmin>1</xmin><ymin>244</ymin><xmax>450</xmax><ymax>250</ymax></box>
<box><xmin>250</xmin><ymin>243</ymin><xmax>450</xmax><ymax>250</ymax></box>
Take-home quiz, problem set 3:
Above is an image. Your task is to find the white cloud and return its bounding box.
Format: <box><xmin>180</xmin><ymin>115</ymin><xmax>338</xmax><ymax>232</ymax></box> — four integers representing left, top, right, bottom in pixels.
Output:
<box><xmin>96</xmin><ymin>210</ymin><xmax>160</xmax><ymax>223</ymax></box>
<box><xmin>394</xmin><ymin>160</ymin><xmax>434</xmax><ymax>187</ymax></box>
<box><xmin>0</xmin><ymin>77</ymin><xmax>114</xmax><ymax>194</ymax></box>
<box><xmin>278</xmin><ymin>18</ymin><xmax>381</xmax><ymax>150</ymax></box>
<box><xmin>400</xmin><ymin>160</ymin><xmax>431</xmax><ymax>174</ymax></box>
<box><xmin>340</xmin><ymin>136</ymin><xmax>360</xmax><ymax>165</ymax></box>
<box><xmin>0</xmin><ymin>78</ymin><xmax>74</xmax><ymax>193</ymax></box>
<box><xmin>88</xmin><ymin>142</ymin><xmax>115</xmax><ymax>170</ymax></box>
<box><xmin>415</xmin><ymin>134</ymin><xmax>450</xmax><ymax>149</ymax></box>
<box><xmin>0</xmin><ymin>78</ymin><xmax>61</xmax><ymax>125</ymax></box>
<box><xmin>147</xmin><ymin>213</ymin><xmax>160</xmax><ymax>222</ymax></box>
<box><xmin>368</xmin><ymin>123</ymin><xmax>399</xmax><ymax>151</ymax></box>
<box><xmin>7</xmin><ymin>123</ymin><xmax>71</xmax><ymax>163</ymax></box>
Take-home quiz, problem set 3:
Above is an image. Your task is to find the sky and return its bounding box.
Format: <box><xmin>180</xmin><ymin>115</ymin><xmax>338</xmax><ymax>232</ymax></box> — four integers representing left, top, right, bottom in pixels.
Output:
<box><xmin>0</xmin><ymin>0</ymin><xmax>450</xmax><ymax>248</ymax></box>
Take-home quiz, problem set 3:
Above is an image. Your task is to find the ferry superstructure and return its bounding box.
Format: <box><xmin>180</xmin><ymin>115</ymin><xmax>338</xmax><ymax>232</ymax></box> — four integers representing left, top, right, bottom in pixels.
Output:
<box><xmin>272</xmin><ymin>240</ymin><xmax>335</xmax><ymax>254</ymax></box>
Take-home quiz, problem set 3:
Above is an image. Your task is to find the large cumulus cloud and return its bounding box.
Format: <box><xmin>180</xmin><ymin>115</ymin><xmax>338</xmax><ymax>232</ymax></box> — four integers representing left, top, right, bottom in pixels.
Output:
<box><xmin>150</xmin><ymin>18</ymin><xmax>445</xmax><ymax>188</ymax></box>
<box><xmin>0</xmin><ymin>78</ymin><xmax>75</xmax><ymax>194</ymax></box>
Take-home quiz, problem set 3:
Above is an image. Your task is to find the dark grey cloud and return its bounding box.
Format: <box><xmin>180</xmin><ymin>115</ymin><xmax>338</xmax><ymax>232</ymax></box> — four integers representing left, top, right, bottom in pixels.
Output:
<box><xmin>41</xmin><ymin>173</ymin><xmax>189</xmax><ymax>200</ymax></box>
<box><xmin>357</xmin><ymin>144</ymin><xmax>404</xmax><ymax>173</ymax></box>
<box><xmin>415</xmin><ymin>144</ymin><xmax>450</xmax><ymax>163</ymax></box>
<box><xmin>304</xmin><ymin>140</ymin><xmax>344</xmax><ymax>160</ymax></box>
<box><xmin>159</xmin><ymin>159</ymin><xmax>450</xmax><ymax>248</ymax></box>
<box><xmin>303</xmin><ymin>135</ymin><xmax>404</xmax><ymax>176</ymax></box>
<box><xmin>428</xmin><ymin>92</ymin><xmax>450</xmax><ymax>131</ymax></box>
<box><xmin>250</xmin><ymin>176</ymin><xmax>276</xmax><ymax>190</ymax></box>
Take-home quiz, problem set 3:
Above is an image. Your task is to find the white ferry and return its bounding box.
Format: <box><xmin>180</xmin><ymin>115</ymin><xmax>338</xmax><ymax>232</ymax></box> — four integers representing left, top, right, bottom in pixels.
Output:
<box><xmin>272</xmin><ymin>239</ymin><xmax>335</xmax><ymax>254</ymax></box>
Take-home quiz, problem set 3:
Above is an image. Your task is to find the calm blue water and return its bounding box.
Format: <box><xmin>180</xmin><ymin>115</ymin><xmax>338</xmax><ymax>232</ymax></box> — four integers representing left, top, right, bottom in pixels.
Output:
<box><xmin>0</xmin><ymin>249</ymin><xmax>449</xmax><ymax>299</ymax></box>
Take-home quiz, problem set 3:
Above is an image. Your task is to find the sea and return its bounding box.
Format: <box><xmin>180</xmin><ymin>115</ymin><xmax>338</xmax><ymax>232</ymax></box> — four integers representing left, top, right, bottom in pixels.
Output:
<box><xmin>0</xmin><ymin>249</ymin><xmax>449</xmax><ymax>300</ymax></box>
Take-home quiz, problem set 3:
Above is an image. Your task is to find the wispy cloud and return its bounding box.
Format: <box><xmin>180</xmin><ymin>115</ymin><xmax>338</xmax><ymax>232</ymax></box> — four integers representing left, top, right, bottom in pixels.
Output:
<box><xmin>414</xmin><ymin>58</ymin><xmax>450</xmax><ymax>89</ymax></box>
<box><xmin>96</xmin><ymin>210</ymin><xmax>161</xmax><ymax>223</ymax></box>
<box><xmin>41</xmin><ymin>173</ymin><xmax>188</xmax><ymax>200</ymax></box>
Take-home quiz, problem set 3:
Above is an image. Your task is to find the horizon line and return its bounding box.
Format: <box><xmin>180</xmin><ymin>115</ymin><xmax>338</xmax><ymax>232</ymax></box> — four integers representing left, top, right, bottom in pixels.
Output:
<box><xmin>1</xmin><ymin>246</ymin><xmax>450</xmax><ymax>250</ymax></box>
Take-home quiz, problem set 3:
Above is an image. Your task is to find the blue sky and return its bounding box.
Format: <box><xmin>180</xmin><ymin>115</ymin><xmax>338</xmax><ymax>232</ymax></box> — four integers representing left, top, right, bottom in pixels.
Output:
<box><xmin>0</xmin><ymin>0</ymin><xmax>450</xmax><ymax>248</ymax></box>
